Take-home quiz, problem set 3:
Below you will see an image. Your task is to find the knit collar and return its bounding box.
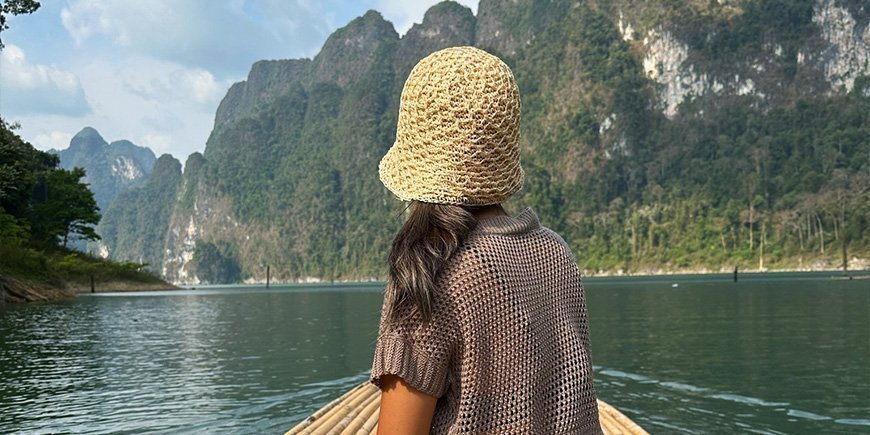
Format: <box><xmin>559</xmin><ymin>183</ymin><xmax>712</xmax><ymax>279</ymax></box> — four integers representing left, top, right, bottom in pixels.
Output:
<box><xmin>473</xmin><ymin>206</ymin><xmax>540</xmax><ymax>235</ymax></box>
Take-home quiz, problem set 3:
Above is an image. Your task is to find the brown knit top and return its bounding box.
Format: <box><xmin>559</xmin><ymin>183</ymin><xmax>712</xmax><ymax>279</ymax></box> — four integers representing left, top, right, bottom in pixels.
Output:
<box><xmin>370</xmin><ymin>207</ymin><xmax>603</xmax><ymax>434</ymax></box>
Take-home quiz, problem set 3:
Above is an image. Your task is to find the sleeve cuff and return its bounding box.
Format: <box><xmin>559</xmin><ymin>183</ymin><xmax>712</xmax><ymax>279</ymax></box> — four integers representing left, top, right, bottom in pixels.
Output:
<box><xmin>370</xmin><ymin>335</ymin><xmax>449</xmax><ymax>398</ymax></box>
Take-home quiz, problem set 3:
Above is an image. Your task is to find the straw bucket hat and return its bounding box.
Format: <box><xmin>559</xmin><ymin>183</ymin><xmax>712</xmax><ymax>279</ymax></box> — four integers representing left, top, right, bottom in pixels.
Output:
<box><xmin>378</xmin><ymin>46</ymin><xmax>524</xmax><ymax>206</ymax></box>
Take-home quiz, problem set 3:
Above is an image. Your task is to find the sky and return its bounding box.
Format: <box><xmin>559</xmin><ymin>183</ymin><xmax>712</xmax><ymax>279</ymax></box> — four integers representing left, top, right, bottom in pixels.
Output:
<box><xmin>0</xmin><ymin>0</ymin><xmax>478</xmax><ymax>161</ymax></box>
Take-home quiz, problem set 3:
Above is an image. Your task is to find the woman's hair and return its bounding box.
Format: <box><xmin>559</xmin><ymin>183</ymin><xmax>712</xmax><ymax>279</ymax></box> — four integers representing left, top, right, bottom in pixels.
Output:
<box><xmin>384</xmin><ymin>200</ymin><xmax>480</xmax><ymax>325</ymax></box>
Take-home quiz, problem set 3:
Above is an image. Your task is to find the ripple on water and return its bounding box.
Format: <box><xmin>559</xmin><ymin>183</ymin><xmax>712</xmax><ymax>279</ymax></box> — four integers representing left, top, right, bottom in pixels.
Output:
<box><xmin>709</xmin><ymin>393</ymin><xmax>790</xmax><ymax>407</ymax></box>
<box><xmin>787</xmin><ymin>409</ymin><xmax>832</xmax><ymax>421</ymax></box>
<box><xmin>595</xmin><ymin>366</ymin><xmax>861</xmax><ymax>435</ymax></box>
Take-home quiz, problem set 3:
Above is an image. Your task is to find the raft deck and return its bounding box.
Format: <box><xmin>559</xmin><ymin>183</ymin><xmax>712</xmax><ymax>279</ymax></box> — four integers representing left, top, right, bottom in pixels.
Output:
<box><xmin>286</xmin><ymin>382</ymin><xmax>648</xmax><ymax>435</ymax></box>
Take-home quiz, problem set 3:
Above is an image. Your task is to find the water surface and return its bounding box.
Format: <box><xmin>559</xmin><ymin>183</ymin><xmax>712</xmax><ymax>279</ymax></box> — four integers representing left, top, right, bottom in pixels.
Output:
<box><xmin>1</xmin><ymin>273</ymin><xmax>867</xmax><ymax>434</ymax></box>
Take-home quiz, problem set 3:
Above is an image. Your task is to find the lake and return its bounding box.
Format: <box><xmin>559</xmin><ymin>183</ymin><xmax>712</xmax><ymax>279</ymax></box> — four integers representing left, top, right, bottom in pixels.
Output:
<box><xmin>1</xmin><ymin>272</ymin><xmax>867</xmax><ymax>434</ymax></box>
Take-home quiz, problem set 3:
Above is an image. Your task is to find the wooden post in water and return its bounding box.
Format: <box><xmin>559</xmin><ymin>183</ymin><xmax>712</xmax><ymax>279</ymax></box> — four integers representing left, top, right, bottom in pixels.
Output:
<box><xmin>266</xmin><ymin>265</ymin><xmax>271</xmax><ymax>288</ymax></box>
<box><xmin>90</xmin><ymin>275</ymin><xmax>95</xmax><ymax>293</ymax></box>
<box><xmin>840</xmin><ymin>235</ymin><xmax>849</xmax><ymax>275</ymax></box>
<box><xmin>733</xmin><ymin>265</ymin><xmax>738</xmax><ymax>283</ymax></box>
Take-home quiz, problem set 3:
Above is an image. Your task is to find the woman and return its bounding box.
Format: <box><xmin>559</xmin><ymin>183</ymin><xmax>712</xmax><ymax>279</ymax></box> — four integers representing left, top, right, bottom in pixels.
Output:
<box><xmin>371</xmin><ymin>46</ymin><xmax>602</xmax><ymax>434</ymax></box>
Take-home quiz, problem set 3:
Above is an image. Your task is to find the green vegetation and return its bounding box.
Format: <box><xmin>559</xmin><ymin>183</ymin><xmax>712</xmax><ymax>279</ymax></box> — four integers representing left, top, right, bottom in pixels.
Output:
<box><xmin>100</xmin><ymin>0</ymin><xmax>868</xmax><ymax>282</ymax></box>
<box><xmin>28</xmin><ymin>166</ymin><xmax>101</xmax><ymax>247</ymax></box>
<box><xmin>0</xmin><ymin>119</ymin><xmax>100</xmax><ymax>248</ymax></box>
<box><xmin>504</xmin><ymin>1</ymin><xmax>868</xmax><ymax>272</ymax></box>
<box><xmin>0</xmin><ymin>120</ymin><xmax>168</xmax><ymax>301</ymax></box>
<box><xmin>0</xmin><ymin>0</ymin><xmax>40</xmax><ymax>49</ymax></box>
<box><xmin>98</xmin><ymin>154</ymin><xmax>182</xmax><ymax>271</ymax></box>
<box><xmin>1</xmin><ymin>242</ymin><xmax>164</xmax><ymax>292</ymax></box>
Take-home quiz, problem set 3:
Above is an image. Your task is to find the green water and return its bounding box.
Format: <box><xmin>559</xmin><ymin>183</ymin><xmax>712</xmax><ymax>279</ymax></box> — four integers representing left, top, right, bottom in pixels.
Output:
<box><xmin>0</xmin><ymin>272</ymin><xmax>867</xmax><ymax>434</ymax></box>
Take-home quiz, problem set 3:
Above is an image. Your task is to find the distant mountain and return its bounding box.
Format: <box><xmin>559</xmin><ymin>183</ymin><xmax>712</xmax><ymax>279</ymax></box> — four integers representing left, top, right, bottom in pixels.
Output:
<box><xmin>52</xmin><ymin>127</ymin><xmax>157</xmax><ymax>213</ymax></box>
<box><xmin>100</xmin><ymin>0</ymin><xmax>869</xmax><ymax>283</ymax></box>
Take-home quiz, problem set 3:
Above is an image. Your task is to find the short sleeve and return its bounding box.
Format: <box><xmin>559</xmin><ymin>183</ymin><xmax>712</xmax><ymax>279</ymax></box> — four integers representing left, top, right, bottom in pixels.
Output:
<box><xmin>370</xmin><ymin>284</ymin><xmax>458</xmax><ymax>398</ymax></box>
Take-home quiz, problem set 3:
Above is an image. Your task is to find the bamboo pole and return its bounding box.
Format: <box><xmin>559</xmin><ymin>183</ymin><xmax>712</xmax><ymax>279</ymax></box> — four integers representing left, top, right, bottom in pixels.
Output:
<box><xmin>357</xmin><ymin>408</ymin><xmax>379</xmax><ymax>435</ymax></box>
<box><xmin>287</xmin><ymin>383</ymin><xmax>649</xmax><ymax>435</ymax></box>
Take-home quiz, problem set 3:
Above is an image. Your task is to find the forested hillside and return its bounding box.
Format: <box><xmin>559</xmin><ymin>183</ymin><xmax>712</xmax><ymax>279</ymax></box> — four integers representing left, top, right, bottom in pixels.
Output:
<box><xmin>100</xmin><ymin>0</ymin><xmax>869</xmax><ymax>283</ymax></box>
<box><xmin>0</xmin><ymin>121</ymin><xmax>169</xmax><ymax>302</ymax></box>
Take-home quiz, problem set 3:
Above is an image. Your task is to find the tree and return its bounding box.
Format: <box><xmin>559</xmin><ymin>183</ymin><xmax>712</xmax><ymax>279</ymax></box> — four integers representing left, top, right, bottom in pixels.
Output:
<box><xmin>29</xmin><ymin>167</ymin><xmax>101</xmax><ymax>247</ymax></box>
<box><xmin>1</xmin><ymin>121</ymin><xmax>57</xmax><ymax>201</ymax></box>
<box><xmin>0</xmin><ymin>0</ymin><xmax>40</xmax><ymax>49</ymax></box>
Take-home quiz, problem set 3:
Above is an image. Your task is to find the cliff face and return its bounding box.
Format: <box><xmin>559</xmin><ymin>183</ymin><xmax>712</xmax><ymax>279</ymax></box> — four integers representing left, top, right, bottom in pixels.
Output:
<box><xmin>613</xmin><ymin>0</ymin><xmax>869</xmax><ymax>117</ymax></box>
<box><xmin>102</xmin><ymin>0</ymin><xmax>869</xmax><ymax>282</ymax></box>
<box><xmin>160</xmin><ymin>10</ymin><xmax>406</xmax><ymax>283</ymax></box>
<box><xmin>98</xmin><ymin>154</ymin><xmax>182</xmax><ymax>268</ymax></box>
<box><xmin>477</xmin><ymin>0</ymin><xmax>869</xmax><ymax>119</ymax></box>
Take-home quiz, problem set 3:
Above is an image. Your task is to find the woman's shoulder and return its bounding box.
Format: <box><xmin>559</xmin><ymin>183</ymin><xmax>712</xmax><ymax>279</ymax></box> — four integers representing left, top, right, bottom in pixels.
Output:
<box><xmin>464</xmin><ymin>222</ymin><xmax>573</xmax><ymax>253</ymax></box>
<box><xmin>455</xmin><ymin>225</ymin><xmax>580</xmax><ymax>276</ymax></box>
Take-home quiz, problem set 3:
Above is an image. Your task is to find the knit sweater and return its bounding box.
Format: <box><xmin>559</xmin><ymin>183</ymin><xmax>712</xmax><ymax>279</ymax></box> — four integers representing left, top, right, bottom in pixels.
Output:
<box><xmin>370</xmin><ymin>206</ymin><xmax>603</xmax><ymax>434</ymax></box>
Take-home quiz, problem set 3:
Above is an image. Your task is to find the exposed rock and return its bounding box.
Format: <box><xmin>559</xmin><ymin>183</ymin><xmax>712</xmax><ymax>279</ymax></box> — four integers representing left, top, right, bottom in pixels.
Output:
<box><xmin>642</xmin><ymin>29</ymin><xmax>698</xmax><ymax>118</ymax></box>
<box><xmin>811</xmin><ymin>0</ymin><xmax>870</xmax><ymax>92</ymax></box>
<box><xmin>617</xmin><ymin>11</ymin><xmax>635</xmax><ymax>41</ymax></box>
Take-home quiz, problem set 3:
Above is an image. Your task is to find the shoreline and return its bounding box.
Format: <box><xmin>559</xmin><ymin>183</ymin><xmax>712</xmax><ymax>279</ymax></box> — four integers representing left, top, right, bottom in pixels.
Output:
<box><xmin>5</xmin><ymin>265</ymin><xmax>866</xmax><ymax>304</ymax></box>
<box><xmin>0</xmin><ymin>275</ymin><xmax>180</xmax><ymax>305</ymax></box>
<box><xmin>193</xmin><ymin>265</ymin><xmax>870</xmax><ymax>287</ymax></box>
<box><xmin>579</xmin><ymin>266</ymin><xmax>870</xmax><ymax>278</ymax></box>
<box><xmin>65</xmin><ymin>280</ymin><xmax>180</xmax><ymax>294</ymax></box>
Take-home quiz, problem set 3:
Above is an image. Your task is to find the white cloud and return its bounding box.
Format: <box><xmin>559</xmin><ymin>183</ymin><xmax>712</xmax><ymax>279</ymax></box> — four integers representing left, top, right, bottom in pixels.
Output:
<box><xmin>182</xmin><ymin>70</ymin><xmax>222</xmax><ymax>104</ymax></box>
<box><xmin>33</xmin><ymin>130</ymin><xmax>75</xmax><ymax>151</ymax></box>
<box><xmin>0</xmin><ymin>44</ymin><xmax>90</xmax><ymax>116</ymax></box>
<box><xmin>138</xmin><ymin>132</ymin><xmax>173</xmax><ymax>155</ymax></box>
<box><xmin>14</xmin><ymin>56</ymin><xmax>220</xmax><ymax>159</ymax></box>
<box><xmin>126</xmin><ymin>66</ymin><xmax>226</xmax><ymax>107</ymax></box>
<box><xmin>376</xmin><ymin>0</ymin><xmax>478</xmax><ymax>35</ymax></box>
<box><xmin>60</xmin><ymin>0</ymin><xmax>334</xmax><ymax>76</ymax></box>
<box><xmin>60</xmin><ymin>0</ymin><xmax>114</xmax><ymax>46</ymax></box>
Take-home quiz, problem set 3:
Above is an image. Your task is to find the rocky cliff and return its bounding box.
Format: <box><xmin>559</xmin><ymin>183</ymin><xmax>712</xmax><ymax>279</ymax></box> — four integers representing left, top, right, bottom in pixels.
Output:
<box><xmin>100</xmin><ymin>0</ymin><xmax>869</xmax><ymax>282</ymax></box>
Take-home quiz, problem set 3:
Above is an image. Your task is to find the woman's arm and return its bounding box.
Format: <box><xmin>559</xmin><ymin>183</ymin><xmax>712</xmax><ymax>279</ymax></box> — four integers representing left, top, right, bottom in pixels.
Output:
<box><xmin>377</xmin><ymin>374</ymin><xmax>437</xmax><ymax>435</ymax></box>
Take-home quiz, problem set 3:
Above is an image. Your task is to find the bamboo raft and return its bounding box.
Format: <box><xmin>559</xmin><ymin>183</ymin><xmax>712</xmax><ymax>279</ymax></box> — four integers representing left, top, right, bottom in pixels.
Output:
<box><xmin>286</xmin><ymin>382</ymin><xmax>648</xmax><ymax>435</ymax></box>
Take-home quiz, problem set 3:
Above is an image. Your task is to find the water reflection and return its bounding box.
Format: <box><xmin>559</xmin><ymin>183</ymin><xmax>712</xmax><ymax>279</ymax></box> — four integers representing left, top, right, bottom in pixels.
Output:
<box><xmin>0</xmin><ymin>285</ymin><xmax>384</xmax><ymax>433</ymax></box>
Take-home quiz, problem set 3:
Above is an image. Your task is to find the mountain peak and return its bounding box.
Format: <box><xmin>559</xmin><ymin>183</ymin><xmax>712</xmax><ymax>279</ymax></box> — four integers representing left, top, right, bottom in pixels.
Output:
<box><xmin>310</xmin><ymin>9</ymin><xmax>399</xmax><ymax>88</ymax></box>
<box><xmin>421</xmin><ymin>1</ymin><xmax>475</xmax><ymax>25</ymax></box>
<box><xmin>57</xmin><ymin>129</ymin><xmax>158</xmax><ymax>213</ymax></box>
<box><xmin>395</xmin><ymin>1</ymin><xmax>476</xmax><ymax>76</ymax></box>
<box><xmin>74</xmin><ymin>126</ymin><xmax>101</xmax><ymax>139</ymax></box>
<box><xmin>69</xmin><ymin>126</ymin><xmax>107</xmax><ymax>152</ymax></box>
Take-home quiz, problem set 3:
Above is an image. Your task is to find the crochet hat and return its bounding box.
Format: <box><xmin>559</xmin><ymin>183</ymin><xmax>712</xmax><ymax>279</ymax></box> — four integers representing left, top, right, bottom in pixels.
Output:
<box><xmin>378</xmin><ymin>46</ymin><xmax>524</xmax><ymax>205</ymax></box>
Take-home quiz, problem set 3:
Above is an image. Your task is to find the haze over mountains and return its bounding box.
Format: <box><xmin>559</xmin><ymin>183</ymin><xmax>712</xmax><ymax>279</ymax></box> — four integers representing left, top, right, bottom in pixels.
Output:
<box><xmin>51</xmin><ymin>127</ymin><xmax>156</xmax><ymax>213</ymax></box>
<box><xmin>71</xmin><ymin>0</ymin><xmax>867</xmax><ymax>283</ymax></box>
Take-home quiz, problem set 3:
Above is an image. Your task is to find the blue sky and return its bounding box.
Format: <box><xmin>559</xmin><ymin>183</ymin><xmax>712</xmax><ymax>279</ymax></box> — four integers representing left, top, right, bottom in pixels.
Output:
<box><xmin>0</xmin><ymin>0</ymin><xmax>477</xmax><ymax>161</ymax></box>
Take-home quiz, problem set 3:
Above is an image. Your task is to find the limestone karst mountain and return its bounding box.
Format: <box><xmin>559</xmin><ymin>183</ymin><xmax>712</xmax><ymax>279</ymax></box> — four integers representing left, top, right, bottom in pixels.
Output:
<box><xmin>53</xmin><ymin>127</ymin><xmax>157</xmax><ymax>213</ymax></box>
<box><xmin>99</xmin><ymin>0</ymin><xmax>870</xmax><ymax>283</ymax></box>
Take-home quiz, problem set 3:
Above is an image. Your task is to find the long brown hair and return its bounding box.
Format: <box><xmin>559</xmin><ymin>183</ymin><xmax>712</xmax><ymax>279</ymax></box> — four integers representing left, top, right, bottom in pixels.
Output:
<box><xmin>384</xmin><ymin>200</ymin><xmax>480</xmax><ymax>325</ymax></box>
